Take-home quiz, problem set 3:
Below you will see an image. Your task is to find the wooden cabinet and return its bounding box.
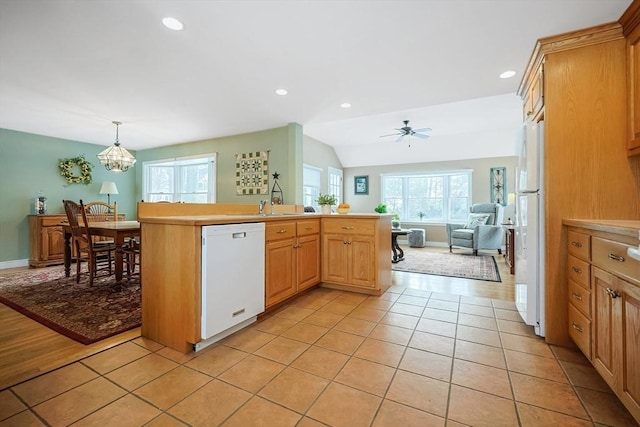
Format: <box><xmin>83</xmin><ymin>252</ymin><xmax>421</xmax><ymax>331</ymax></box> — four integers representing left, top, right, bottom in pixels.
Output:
<box><xmin>564</xmin><ymin>221</ymin><xmax>640</xmax><ymax>423</ymax></box>
<box><xmin>621</xmin><ymin>1</ymin><xmax>640</xmax><ymax>156</ymax></box>
<box><xmin>522</xmin><ymin>63</ymin><xmax>544</xmax><ymax>122</ymax></box>
<box><xmin>519</xmin><ymin>22</ymin><xmax>640</xmax><ymax>348</ymax></box>
<box><xmin>265</xmin><ymin>219</ymin><xmax>320</xmax><ymax>308</ymax></box>
<box><xmin>321</xmin><ymin>216</ymin><xmax>392</xmax><ymax>295</ymax></box>
<box><xmin>29</xmin><ymin>214</ymin><xmax>66</xmax><ymax>267</ymax></box>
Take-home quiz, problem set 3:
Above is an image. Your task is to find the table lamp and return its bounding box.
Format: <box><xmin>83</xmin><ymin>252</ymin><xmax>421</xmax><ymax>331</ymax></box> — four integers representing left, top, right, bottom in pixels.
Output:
<box><xmin>99</xmin><ymin>182</ymin><xmax>118</xmax><ymax>205</ymax></box>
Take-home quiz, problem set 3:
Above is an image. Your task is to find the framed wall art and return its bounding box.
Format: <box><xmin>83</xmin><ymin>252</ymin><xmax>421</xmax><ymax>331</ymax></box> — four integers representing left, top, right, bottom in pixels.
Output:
<box><xmin>490</xmin><ymin>167</ymin><xmax>506</xmax><ymax>205</ymax></box>
<box><xmin>354</xmin><ymin>175</ymin><xmax>369</xmax><ymax>195</ymax></box>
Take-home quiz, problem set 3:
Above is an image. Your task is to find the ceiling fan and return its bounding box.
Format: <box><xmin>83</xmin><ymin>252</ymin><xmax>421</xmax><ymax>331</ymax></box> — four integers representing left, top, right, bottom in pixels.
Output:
<box><xmin>380</xmin><ymin>120</ymin><xmax>432</xmax><ymax>144</ymax></box>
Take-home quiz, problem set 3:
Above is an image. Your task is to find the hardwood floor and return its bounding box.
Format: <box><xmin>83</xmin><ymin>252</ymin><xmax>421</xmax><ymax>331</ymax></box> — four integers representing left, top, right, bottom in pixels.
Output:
<box><xmin>0</xmin><ymin>247</ymin><xmax>514</xmax><ymax>391</ymax></box>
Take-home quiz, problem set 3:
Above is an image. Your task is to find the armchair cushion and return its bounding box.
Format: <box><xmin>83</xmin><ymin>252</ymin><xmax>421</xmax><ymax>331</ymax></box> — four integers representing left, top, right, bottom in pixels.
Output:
<box><xmin>464</xmin><ymin>213</ymin><xmax>490</xmax><ymax>229</ymax></box>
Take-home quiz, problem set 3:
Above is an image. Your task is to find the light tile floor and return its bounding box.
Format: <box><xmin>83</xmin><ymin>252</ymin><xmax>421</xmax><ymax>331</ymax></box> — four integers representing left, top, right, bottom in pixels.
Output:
<box><xmin>1</xmin><ymin>285</ymin><xmax>638</xmax><ymax>426</ymax></box>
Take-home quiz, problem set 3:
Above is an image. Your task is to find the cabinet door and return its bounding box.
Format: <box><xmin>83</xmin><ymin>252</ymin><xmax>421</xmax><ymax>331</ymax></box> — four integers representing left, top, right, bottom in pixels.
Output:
<box><xmin>265</xmin><ymin>238</ymin><xmax>296</xmax><ymax>307</ymax></box>
<box><xmin>348</xmin><ymin>235</ymin><xmax>376</xmax><ymax>289</ymax></box>
<box><xmin>322</xmin><ymin>234</ymin><xmax>349</xmax><ymax>284</ymax></box>
<box><xmin>620</xmin><ymin>280</ymin><xmax>640</xmax><ymax>420</ymax></box>
<box><xmin>297</xmin><ymin>234</ymin><xmax>320</xmax><ymax>291</ymax></box>
<box><xmin>45</xmin><ymin>225</ymin><xmax>65</xmax><ymax>261</ymax></box>
<box><xmin>592</xmin><ymin>267</ymin><xmax>619</xmax><ymax>387</ymax></box>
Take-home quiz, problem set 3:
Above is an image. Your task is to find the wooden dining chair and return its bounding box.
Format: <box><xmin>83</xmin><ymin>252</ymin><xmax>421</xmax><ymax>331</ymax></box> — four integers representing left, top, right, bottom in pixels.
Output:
<box><xmin>63</xmin><ymin>199</ymin><xmax>116</xmax><ymax>285</ymax></box>
<box><xmin>123</xmin><ymin>237</ymin><xmax>140</xmax><ymax>278</ymax></box>
<box><xmin>84</xmin><ymin>201</ymin><xmax>117</xmax><ymax>221</ymax></box>
<box><xmin>84</xmin><ymin>201</ymin><xmax>118</xmax><ymax>245</ymax></box>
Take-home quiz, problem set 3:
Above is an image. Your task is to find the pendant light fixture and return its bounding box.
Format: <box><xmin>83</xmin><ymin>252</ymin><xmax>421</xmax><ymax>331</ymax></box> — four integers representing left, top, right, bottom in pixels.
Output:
<box><xmin>96</xmin><ymin>121</ymin><xmax>136</xmax><ymax>172</ymax></box>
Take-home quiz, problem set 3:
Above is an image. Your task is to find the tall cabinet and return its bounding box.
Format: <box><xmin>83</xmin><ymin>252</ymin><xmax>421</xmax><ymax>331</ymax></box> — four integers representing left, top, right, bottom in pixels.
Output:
<box><xmin>518</xmin><ymin>21</ymin><xmax>640</xmax><ymax>346</ymax></box>
<box><xmin>622</xmin><ymin>0</ymin><xmax>640</xmax><ymax>156</ymax></box>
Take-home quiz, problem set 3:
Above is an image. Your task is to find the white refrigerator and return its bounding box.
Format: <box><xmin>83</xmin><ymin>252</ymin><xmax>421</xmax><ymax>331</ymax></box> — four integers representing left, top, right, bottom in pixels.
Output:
<box><xmin>515</xmin><ymin>121</ymin><xmax>545</xmax><ymax>337</ymax></box>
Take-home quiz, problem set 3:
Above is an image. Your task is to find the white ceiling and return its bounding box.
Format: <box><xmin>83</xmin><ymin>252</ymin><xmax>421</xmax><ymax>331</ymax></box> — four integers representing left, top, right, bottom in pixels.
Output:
<box><xmin>0</xmin><ymin>0</ymin><xmax>632</xmax><ymax>167</ymax></box>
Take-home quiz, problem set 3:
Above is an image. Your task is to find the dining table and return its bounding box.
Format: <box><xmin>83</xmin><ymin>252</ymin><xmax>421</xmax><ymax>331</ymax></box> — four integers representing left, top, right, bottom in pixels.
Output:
<box><xmin>62</xmin><ymin>220</ymin><xmax>141</xmax><ymax>284</ymax></box>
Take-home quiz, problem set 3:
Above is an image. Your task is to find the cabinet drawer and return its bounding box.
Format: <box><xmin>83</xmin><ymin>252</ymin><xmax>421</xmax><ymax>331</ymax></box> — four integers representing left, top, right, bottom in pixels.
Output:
<box><xmin>568</xmin><ymin>255</ymin><xmax>590</xmax><ymax>290</ymax></box>
<box><xmin>41</xmin><ymin>216</ymin><xmax>67</xmax><ymax>227</ymax></box>
<box><xmin>568</xmin><ymin>303</ymin><xmax>591</xmax><ymax>359</ymax></box>
<box><xmin>568</xmin><ymin>230</ymin><xmax>590</xmax><ymax>260</ymax></box>
<box><xmin>568</xmin><ymin>280</ymin><xmax>591</xmax><ymax>318</ymax></box>
<box><xmin>297</xmin><ymin>219</ymin><xmax>320</xmax><ymax>236</ymax></box>
<box><xmin>323</xmin><ymin>219</ymin><xmax>375</xmax><ymax>235</ymax></box>
<box><xmin>265</xmin><ymin>222</ymin><xmax>296</xmax><ymax>241</ymax></box>
<box><xmin>592</xmin><ymin>237</ymin><xmax>640</xmax><ymax>284</ymax></box>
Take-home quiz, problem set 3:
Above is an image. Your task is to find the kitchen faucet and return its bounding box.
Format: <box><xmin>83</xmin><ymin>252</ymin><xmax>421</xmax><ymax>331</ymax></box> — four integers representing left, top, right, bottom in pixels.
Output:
<box><xmin>259</xmin><ymin>199</ymin><xmax>268</xmax><ymax>214</ymax></box>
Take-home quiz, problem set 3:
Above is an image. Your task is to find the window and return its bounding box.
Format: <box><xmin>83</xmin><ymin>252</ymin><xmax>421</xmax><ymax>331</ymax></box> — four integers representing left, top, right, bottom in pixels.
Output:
<box><xmin>143</xmin><ymin>154</ymin><xmax>216</xmax><ymax>203</ymax></box>
<box><xmin>328</xmin><ymin>167</ymin><xmax>343</xmax><ymax>204</ymax></box>
<box><xmin>303</xmin><ymin>164</ymin><xmax>321</xmax><ymax>211</ymax></box>
<box><xmin>381</xmin><ymin>170</ymin><xmax>472</xmax><ymax>222</ymax></box>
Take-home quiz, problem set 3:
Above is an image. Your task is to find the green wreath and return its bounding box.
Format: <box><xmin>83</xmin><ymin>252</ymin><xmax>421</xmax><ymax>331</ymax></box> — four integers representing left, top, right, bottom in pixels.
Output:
<box><xmin>59</xmin><ymin>155</ymin><xmax>93</xmax><ymax>185</ymax></box>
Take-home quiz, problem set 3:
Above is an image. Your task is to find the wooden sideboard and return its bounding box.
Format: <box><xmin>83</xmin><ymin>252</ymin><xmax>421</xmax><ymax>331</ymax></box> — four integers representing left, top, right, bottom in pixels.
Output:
<box><xmin>29</xmin><ymin>213</ymin><xmax>125</xmax><ymax>267</ymax></box>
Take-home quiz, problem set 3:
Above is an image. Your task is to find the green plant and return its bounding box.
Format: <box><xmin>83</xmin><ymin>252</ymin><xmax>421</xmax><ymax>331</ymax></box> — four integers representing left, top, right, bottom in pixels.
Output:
<box><xmin>392</xmin><ymin>211</ymin><xmax>400</xmax><ymax>220</ymax></box>
<box><xmin>374</xmin><ymin>203</ymin><xmax>387</xmax><ymax>213</ymax></box>
<box><xmin>316</xmin><ymin>193</ymin><xmax>337</xmax><ymax>206</ymax></box>
<box><xmin>417</xmin><ymin>211</ymin><xmax>426</xmax><ymax>220</ymax></box>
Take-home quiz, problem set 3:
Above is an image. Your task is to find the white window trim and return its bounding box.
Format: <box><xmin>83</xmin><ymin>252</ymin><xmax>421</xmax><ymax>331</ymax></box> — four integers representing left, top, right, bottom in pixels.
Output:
<box><xmin>143</xmin><ymin>153</ymin><xmax>217</xmax><ymax>203</ymax></box>
<box><xmin>327</xmin><ymin>166</ymin><xmax>343</xmax><ymax>205</ymax></box>
<box><xmin>381</xmin><ymin>169</ymin><xmax>473</xmax><ymax>223</ymax></box>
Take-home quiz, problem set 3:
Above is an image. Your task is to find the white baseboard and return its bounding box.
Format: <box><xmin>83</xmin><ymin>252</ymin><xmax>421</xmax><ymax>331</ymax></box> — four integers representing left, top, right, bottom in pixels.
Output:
<box><xmin>0</xmin><ymin>259</ymin><xmax>29</xmax><ymax>269</ymax></box>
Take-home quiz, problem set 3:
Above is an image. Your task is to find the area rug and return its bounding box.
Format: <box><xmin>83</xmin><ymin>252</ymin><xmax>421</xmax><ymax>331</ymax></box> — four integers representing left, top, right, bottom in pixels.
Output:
<box><xmin>392</xmin><ymin>248</ymin><xmax>501</xmax><ymax>282</ymax></box>
<box><xmin>0</xmin><ymin>266</ymin><xmax>141</xmax><ymax>344</ymax></box>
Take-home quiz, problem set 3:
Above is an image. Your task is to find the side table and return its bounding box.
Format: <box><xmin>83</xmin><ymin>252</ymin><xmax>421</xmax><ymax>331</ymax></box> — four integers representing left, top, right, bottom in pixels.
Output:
<box><xmin>503</xmin><ymin>226</ymin><xmax>515</xmax><ymax>275</ymax></box>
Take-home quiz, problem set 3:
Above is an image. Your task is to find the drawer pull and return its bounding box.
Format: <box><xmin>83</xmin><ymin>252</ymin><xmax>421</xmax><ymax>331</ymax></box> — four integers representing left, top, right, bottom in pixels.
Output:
<box><xmin>571</xmin><ymin>266</ymin><xmax>582</xmax><ymax>274</ymax></box>
<box><xmin>571</xmin><ymin>322</ymin><xmax>583</xmax><ymax>333</ymax></box>
<box><xmin>571</xmin><ymin>292</ymin><xmax>582</xmax><ymax>301</ymax></box>
<box><xmin>570</xmin><ymin>241</ymin><xmax>583</xmax><ymax>248</ymax></box>
<box><xmin>607</xmin><ymin>253</ymin><xmax>625</xmax><ymax>263</ymax></box>
<box><xmin>342</xmin><ymin>226</ymin><xmax>355</xmax><ymax>230</ymax></box>
<box><xmin>606</xmin><ymin>288</ymin><xmax>620</xmax><ymax>299</ymax></box>
<box><xmin>277</xmin><ymin>229</ymin><xmax>287</xmax><ymax>234</ymax></box>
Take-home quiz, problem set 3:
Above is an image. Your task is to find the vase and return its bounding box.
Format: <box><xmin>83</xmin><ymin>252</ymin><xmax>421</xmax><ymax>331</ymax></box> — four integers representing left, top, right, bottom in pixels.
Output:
<box><xmin>321</xmin><ymin>205</ymin><xmax>332</xmax><ymax>215</ymax></box>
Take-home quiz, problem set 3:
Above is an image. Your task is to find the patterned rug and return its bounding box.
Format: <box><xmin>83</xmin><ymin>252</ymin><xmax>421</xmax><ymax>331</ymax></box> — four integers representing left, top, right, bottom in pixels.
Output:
<box><xmin>0</xmin><ymin>266</ymin><xmax>141</xmax><ymax>344</ymax></box>
<box><xmin>392</xmin><ymin>247</ymin><xmax>501</xmax><ymax>282</ymax></box>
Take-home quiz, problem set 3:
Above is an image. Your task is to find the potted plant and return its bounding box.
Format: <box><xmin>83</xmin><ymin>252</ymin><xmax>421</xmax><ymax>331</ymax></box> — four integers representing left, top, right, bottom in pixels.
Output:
<box><xmin>374</xmin><ymin>203</ymin><xmax>388</xmax><ymax>214</ymax></box>
<box><xmin>391</xmin><ymin>212</ymin><xmax>401</xmax><ymax>229</ymax></box>
<box><xmin>417</xmin><ymin>211</ymin><xmax>426</xmax><ymax>221</ymax></box>
<box><xmin>316</xmin><ymin>193</ymin><xmax>337</xmax><ymax>214</ymax></box>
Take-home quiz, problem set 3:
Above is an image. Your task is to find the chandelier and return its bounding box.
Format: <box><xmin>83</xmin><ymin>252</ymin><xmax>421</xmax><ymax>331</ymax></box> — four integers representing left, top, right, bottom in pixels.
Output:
<box><xmin>96</xmin><ymin>121</ymin><xmax>136</xmax><ymax>172</ymax></box>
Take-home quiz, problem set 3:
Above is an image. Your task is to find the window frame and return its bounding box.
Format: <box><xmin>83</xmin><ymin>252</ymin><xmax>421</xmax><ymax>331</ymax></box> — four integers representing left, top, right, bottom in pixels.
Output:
<box><xmin>303</xmin><ymin>164</ymin><xmax>322</xmax><ymax>211</ymax></box>
<box><xmin>327</xmin><ymin>166</ymin><xmax>343</xmax><ymax>205</ymax></box>
<box><xmin>143</xmin><ymin>153</ymin><xmax>217</xmax><ymax>203</ymax></box>
<box><xmin>380</xmin><ymin>170</ymin><xmax>473</xmax><ymax>223</ymax></box>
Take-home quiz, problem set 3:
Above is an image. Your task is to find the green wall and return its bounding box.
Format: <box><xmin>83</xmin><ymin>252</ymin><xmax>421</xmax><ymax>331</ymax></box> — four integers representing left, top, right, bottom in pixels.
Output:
<box><xmin>0</xmin><ymin>124</ymin><xmax>304</xmax><ymax>264</ymax></box>
<box><xmin>0</xmin><ymin>129</ymin><xmax>137</xmax><ymax>263</ymax></box>
<box><xmin>303</xmin><ymin>135</ymin><xmax>344</xmax><ymax>195</ymax></box>
<box><xmin>134</xmin><ymin>123</ymin><xmax>302</xmax><ymax>205</ymax></box>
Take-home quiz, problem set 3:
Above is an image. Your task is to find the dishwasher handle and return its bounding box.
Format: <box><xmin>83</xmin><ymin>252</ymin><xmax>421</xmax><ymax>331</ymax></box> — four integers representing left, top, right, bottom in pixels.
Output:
<box><xmin>232</xmin><ymin>232</ymin><xmax>247</xmax><ymax>239</ymax></box>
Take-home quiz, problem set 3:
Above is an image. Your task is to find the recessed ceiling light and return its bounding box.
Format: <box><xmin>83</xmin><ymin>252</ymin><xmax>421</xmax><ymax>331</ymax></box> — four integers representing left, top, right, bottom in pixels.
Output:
<box><xmin>340</xmin><ymin>102</ymin><xmax>352</xmax><ymax>109</ymax></box>
<box><xmin>499</xmin><ymin>70</ymin><xmax>516</xmax><ymax>79</ymax></box>
<box><xmin>275</xmin><ymin>89</ymin><xmax>288</xmax><ymax>96</ymax></box>
<box><xmin>162</xmin><ymin>17</ymin><xmax>184</xmax><ymax>31</ymax></box>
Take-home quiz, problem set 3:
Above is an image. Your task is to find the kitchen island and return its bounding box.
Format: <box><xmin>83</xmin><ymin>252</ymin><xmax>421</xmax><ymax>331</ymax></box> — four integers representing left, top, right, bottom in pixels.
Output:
<box><xmin>138</xmin><ymin>206</ymin><xmax>392</xmax><ymax>353</ymax></box>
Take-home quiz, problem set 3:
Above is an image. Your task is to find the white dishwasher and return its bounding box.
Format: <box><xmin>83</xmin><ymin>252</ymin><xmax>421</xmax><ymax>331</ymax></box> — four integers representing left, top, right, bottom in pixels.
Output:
<box><xmin>199</xmin><ymin>222</ymin><xmax>265</xmax><ymax>350</ymax></box>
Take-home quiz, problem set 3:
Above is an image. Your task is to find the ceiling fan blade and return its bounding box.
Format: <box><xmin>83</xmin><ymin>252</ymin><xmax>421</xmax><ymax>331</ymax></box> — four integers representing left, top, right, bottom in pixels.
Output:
<box><xmin>395</xmin><ymin>134</ymin><xmax>406</xmax><ymax>143</ymax></box>
<box><xmin>412</xmin><ymin>127</ymin><xmax>432</xmax><ymax>133</ymax></box>
<box><xmin>379</xmin><ymin>132</ymin><xmax>401</xmax><ymax>138</ymax></box>
<box><xmin>413</xmin><ymin>133</ymin><xmax>430</xmax><ymax>139</ymax></box>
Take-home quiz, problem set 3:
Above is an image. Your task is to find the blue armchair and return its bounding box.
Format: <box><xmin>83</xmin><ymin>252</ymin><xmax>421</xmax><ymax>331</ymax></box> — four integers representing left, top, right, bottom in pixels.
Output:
<box><xmin>446</xmin><ymin>203</ymin><xmax>504</xmax><ymax>256</ymax></box>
